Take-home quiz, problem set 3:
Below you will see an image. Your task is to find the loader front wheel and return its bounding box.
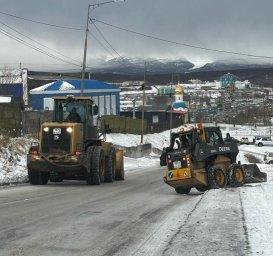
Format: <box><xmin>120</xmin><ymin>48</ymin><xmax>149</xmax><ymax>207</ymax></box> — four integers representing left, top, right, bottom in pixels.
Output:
<box><xmin>104</xmin><ymin>147</ymin><xmax>116</xmax><ymax>183</ymax></box>
<box><xmin>196</xmin><ymin>186</ymin><xmax>209</xmax><ymax>192</ymax></box>
<box><xmin>175</xmin><ymin>187</ymin><xmax>191</xmax><ymax>194</ymax></box>
<box><xmin>28</xmin><ymin>170</ymin><xmax>42</xmax><ymax>185</ymax></box>
<box><xmin>229</xmin><ymin>164</ymin><xmax>245</xmax><ymax>187</ymax></box>
<box><xmin>41</xmin><ymin>172</ymin><xmax>49</xmax><ymax>185</ymax></box>
<box><xmin>208</xmin><ymin>167</ymin><xmax>227</xmax><ymax>189</ymax></box>
<box><xmin>86</xmin><ymin>146</ymin><xmax>105</xmax><ymax>185</ymax></box>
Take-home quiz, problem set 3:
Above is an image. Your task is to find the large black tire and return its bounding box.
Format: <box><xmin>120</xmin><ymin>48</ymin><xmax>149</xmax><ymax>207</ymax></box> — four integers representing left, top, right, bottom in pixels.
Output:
<box><xmin>175</xmin><ymin>187</ymin><xmax>191</xmax><ymax>194</ymax></box>
<box><xmin>28</xmin><ymin>171</ymin><xmax>49</xmax><ymax>185</ymax></box>
<box><xmin>207</xmin><ymin>167</ymin><xmax>227</xmax><ymax>189</ymax></box>
<box><xmin>258</xmin><ymin>142</ymin><xmax>263</xmax><ymax>147</ymax></box>
<box><xmin>228</xmin><ymin>163</ymin><xmax>246</xmax><ymax>187</ymax></box>
<box><xmin>49</xmin><ymin>172</ymin><xmax>63</xmax><ymax>182</ymax></box>
<box><xmin>195</xmin><ymin>186</ymin><xmax>209</xmax><ymax>192</ymax></box>
<box><xmin>41</xmin><ymin>172</ymin><xmax>49</xmax><ymax>185</ymax></box>
<box><xmin>86</xmin><ymin>146</ymin><xmax>105</xmax><ymax>185</ymax></box>
<box><xmin>115</xmin><ymin>150</ymin><xmax>125</xmax><ymax>181</ymax></box>
<box><xmin>104</xmin><ymin>147</ymin><xmax>116</xmax><ymax>183</ymax></box>
<box><xmin>28</xmin><ymin>170</ymin><xmax>42</xmax><ymax>185</ymax></box>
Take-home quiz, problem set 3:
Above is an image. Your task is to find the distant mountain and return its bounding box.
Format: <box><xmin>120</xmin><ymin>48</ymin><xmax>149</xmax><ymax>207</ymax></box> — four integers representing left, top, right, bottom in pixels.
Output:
<box><xmin>193</xmin><ymin>60</ymin><xmax>273</xmax><ymax>72</ymax></box>
<box><xmin>90</xmin><ymin>57</ymin><xmax>194</xmax><ymax>74</ymax></box>
<box><xmin>89</xmin><ymin>57</ymin><xmax>273</xmax><ymax>75</ymax></box>
<box><xmin>27</xmin><ymin>57</ymin><xmax>273</xmax><ymax>87</ymax></box>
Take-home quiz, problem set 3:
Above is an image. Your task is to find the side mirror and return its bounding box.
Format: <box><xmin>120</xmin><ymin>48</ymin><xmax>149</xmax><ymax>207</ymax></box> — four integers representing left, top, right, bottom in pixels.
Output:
<box><xmin>93</xmin><ymin>105</ymin><xmax>98</xmax><ymax>115</ymax></box>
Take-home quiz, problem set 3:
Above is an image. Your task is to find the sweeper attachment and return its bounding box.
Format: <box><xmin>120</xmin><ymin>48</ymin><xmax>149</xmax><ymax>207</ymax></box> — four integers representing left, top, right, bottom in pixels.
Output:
<box><xmin>160</xmin><ymin>124</ymin><xmax>267</xmax><ymax>194</ymax></box>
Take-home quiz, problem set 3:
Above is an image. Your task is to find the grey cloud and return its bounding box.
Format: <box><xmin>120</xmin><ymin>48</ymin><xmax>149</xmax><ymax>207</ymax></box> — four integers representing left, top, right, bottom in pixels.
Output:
<box><xmin>0</xmin><ymin>0</ymin><xmax>272</xmax><ymax>69</ymax></box>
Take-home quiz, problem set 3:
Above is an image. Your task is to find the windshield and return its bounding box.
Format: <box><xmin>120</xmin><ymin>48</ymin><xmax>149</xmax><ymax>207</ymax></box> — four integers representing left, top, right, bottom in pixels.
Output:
<box><xmin>54</xmin><ymin>100</ymin><xmax>86</xmax><ymax>122</ymax></box>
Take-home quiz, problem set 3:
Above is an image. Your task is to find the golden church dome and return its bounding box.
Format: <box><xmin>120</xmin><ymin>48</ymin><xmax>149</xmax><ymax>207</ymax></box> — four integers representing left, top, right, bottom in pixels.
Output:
<box><xmin>175</xmin><ymin>85</ymin><xmax>183</xmax><ymax>94</ymax></box>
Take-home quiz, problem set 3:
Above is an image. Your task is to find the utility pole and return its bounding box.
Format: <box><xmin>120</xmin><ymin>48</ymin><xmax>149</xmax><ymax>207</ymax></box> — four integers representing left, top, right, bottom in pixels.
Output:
<box><xmin>170</xmin><ymin>73</ymin><xmax>174</xmax><ymax>136</ymax></box>
<box><xmin>141</xmin><ymin>61</ymin><xmax>146</xmax><ymax>144</ymax></box>
<box><xmin>80</xmin><ymin>1</ymin><xmax>125</xmax><ymax>96</ymax></box>
<box><xmin>80</xmin><ymin>5</ymin><xmax>90</xmax><ymax>96</ymax></box>
<box><xmin>132</xmin><ymin>98</ymin><xmax>136</xmax><ymax>119</ymax></box>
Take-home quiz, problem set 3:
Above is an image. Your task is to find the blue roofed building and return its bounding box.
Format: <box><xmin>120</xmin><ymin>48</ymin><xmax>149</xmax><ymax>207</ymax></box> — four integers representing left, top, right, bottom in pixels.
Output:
<box><xmin>29</xmin><ymin>80</ymin><xmax>120</xmax><ymax>115</ymax></box>
<box><xmin>0</xmin><ymin>83</ymin><xmax>23</xmax><ymax>102</ymax></box>
<box><xmin>219</xmin><ymin>73</ymin><xmax>240</xmax><ymax>88</ymax></box>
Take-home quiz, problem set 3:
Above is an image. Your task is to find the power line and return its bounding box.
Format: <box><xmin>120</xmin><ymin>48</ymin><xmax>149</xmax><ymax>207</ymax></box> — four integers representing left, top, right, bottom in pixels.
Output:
<box><xmin>0</xmin><ymin>27</ymin><xmax>81</xmax><ymax>67</ymax></box>
<box><xmin>92</xmin><ymin>22</ymin><xmax>121</xmax><ymax>57</ymax></box>
<box><xmin>0</xmin><ymin>10</ymin><xmax>84</xmax><ymax>31</ymax></box>
<box><xmin>21</xmin><ymin>63</ymin><xmax>82</xmax><ymax>66</ymax></box>
<box><xmin>89</xmin><ymin>32</ymin><xmax>117</xmax><ymax>59</ymax></box>
<box><xmin>94</xmin><ymin>18</ymin><xmax>273</xmax><ymax>60</ymax></box>
<box><xmin>0</xmin><ymin>20</ymin><xmax>81</xmax><ymax>65</ymax></box>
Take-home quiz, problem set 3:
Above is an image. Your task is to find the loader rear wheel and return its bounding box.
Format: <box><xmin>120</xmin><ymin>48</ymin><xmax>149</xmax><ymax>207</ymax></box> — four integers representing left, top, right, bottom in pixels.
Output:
<box><xmin>49</xmin><ymin>172</ymin><xmax>63</xmax><ymax>182</ymax></box>
<box><xmin>208</xmin><ymin>167</ymin><xmax>227</xmax><ymax>189</ymax></box>
<box><xmin>86</xmin><ymin>146</ymin><xmax>105</xmax><ymax>185</ymax></box>
<box><xmin>175</xmin><ymin>187</ymin><xmax>191</xmax><ymax>194</ymax></box>
<box><xmin>229</xmin><ymin>164</ymin><xmax>245</xmax><ymax>187</ymax></box>
<box><xmin>104</xmin><ymin>147</ymin><xmax>116</xmax><ymax>183</ymax></box>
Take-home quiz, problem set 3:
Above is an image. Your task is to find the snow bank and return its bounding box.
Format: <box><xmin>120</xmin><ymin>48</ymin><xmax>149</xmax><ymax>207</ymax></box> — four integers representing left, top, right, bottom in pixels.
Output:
<box><xmin>0</xmin><ymin>136</ymin><xmax>32</xmax><ymax>184</ymax></box>
<box><xmin>0</xmin><ymin>124</ymin><xmax>272</xmax><ymax>186</ymax></box>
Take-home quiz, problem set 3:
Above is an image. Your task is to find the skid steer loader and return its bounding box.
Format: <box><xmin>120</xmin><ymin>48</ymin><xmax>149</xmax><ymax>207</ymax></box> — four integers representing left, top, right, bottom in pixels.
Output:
<box><xmin>27</xmin><ymin>96</ymin><xmax>124</xmax><ymax>185</ymax></box>
<box><xmin>160</xmin><ymin>124</ymin><xmax>267</xmax><ymax>194</ymax></box>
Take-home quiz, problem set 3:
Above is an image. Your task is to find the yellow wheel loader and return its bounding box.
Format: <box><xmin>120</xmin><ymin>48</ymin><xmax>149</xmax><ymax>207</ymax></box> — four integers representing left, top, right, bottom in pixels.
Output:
<box><xmin>160</xmin><ymin>124</ymin><xmax>267</xmax><ymax>194</ymax></box>
<box><xmin>27</xmin><ymin>96</ymin><xmax>124</xmax><ymax>185</ymax></box>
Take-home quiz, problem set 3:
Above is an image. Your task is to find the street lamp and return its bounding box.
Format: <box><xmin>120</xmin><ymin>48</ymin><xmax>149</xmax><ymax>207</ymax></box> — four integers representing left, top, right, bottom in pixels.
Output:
<box><xmin>80</xmin><ymin>0</ymin><xmax>126</xmax><ymax>96</ymax></box>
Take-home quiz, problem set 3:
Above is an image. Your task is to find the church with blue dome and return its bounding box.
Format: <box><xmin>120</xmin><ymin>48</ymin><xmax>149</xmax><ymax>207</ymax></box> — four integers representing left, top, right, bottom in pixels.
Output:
<box><xmin>171</xmin><ymin>85</ymin><xmax>188</xmax><ymax>113</ymax></box>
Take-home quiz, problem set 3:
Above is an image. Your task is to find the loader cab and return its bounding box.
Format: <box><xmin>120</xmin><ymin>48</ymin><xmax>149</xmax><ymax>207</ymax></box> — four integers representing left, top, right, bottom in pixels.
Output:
<box><xmin>52</xmin><ymin>96</ymin><xmax>99</xmax><ymax>139</ymax></box>
<box><xmin>53</xmin><ymin>96</ymin><xmax>97</xmax><ymax>123</ymax></box>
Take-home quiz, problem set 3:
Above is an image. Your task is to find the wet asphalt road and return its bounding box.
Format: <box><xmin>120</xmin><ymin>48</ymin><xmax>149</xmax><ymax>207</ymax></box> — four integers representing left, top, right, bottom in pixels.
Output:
<box><xmin>0</xmin><ymin>167</ymin><xmax>249</xmax><ymax>256</ymax></box>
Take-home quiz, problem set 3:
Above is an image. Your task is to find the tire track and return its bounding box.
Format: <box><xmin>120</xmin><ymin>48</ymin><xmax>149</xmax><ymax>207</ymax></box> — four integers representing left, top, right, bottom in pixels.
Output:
<box><xmin>162</xmin><ymin>192</ymin><xmax>206</xmax><ymax>255</ymax></box>
<box><xmin>239</xmin><ymin>190</ymin><xmax>251</xmax><ymax>253</ymax></box>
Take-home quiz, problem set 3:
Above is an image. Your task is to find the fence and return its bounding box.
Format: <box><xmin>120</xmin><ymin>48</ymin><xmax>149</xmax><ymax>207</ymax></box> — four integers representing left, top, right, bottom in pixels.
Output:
<box><xmin>0</xmin><ymin>107</ymin><xmax>180</xmax><ymax>137</ymax></box>
<box><xmin>0</xmin><ymin>103</ymin><xmax>22</xmax><ymax>136</ymax></box>
<box><xmin>101</xmin><ymin>115</ymin><xmax>146</xmax><ymax>134</ymax></box>
<box><xmin>22</xmin><ymin>110</ymin><xmax>53</xmax><ymax>137</ymax></box>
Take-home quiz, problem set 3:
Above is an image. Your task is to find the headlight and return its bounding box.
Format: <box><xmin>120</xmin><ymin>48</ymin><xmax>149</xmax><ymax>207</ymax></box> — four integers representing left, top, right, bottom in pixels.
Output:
<box><xmin>66</xmin><ymin>127</ymin><xmax>73</xmax><ymax>133</ymax></box>
<box><xmin>43</xmin><ymin>127</ymin><xmax>49</xmax><ymax>132</ymax></box>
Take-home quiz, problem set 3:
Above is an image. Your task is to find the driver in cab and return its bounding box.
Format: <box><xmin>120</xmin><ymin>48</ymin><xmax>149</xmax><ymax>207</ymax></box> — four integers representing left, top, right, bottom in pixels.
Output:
<box><xmin>66</xmin><ymin>107</ymin><xmax>81</xmax><ymax>123</ymax></box>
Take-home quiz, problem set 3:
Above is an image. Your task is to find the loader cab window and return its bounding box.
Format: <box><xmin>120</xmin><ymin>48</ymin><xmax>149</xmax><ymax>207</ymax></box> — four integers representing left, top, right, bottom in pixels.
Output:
<box><xmin>54</xmin><ymin>100</ymin><xmax>86</xmax><ymax>123</ymax></box>
<box><xmin>206</xmin><ymin>130</ymin><xmax>223</xmax><ymax>146</ymax></box>
<box><xmin>180</xmin><ymin>133</ymin><xmax>192</xmax><ymax>148</ymax></box>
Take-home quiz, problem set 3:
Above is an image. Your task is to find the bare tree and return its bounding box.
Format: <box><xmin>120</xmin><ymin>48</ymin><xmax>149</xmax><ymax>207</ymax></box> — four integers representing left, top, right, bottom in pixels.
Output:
<box><xmin>0</xmin><ymin>66</ymin><xmax>21</xmax><ymax>84</ymax></box>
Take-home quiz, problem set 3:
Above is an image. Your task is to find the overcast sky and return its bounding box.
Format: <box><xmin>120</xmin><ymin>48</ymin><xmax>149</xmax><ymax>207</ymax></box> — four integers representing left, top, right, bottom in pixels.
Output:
<box><xmin>0</xmin><ymin>0</ymin><xmax>273</xmax><ymax>70</ymax></box>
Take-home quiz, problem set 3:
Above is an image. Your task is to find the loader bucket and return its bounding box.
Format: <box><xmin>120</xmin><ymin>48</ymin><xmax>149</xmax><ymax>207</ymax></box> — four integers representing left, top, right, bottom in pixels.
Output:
<box><xmin>242</xmin><ymin>164</ymin><xmax>267</xmax><ymax>183</ymax></box>
<box><xmin>115</xmin><ymin>149</ymin><xmax>125</xmax><ymax>180</ymax></box>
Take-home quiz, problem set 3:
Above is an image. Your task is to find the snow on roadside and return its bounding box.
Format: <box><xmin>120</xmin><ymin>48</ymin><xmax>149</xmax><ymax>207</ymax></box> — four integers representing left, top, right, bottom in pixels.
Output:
<box><xmin>0</xmin><ymin>129</ymin><xmax>168</xmax><ymax>185</ymax></box>
<box><xmin>0</xmin><ymin>136</ymin><xmax>32</xmax><ymax>185</ymax></box>
<box><xmin>241</xmin><ymin>182</ymin><xmax>273</xmax><ymax>255</ymax></box>
<box><xmin>124</xmin><ymin>156</ymin><xmax>159</xmax><ymax>172</ymax></box>
<box><xmin>106</xmin><ymin>125</ymin><xmax>188</xmax><ymax>150</ymax></box>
